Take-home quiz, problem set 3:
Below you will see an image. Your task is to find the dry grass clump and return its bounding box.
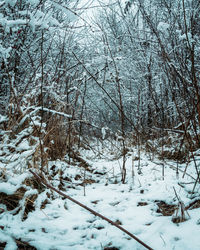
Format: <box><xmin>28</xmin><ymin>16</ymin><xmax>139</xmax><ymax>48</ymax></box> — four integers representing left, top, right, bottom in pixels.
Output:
<box><xmin>155</xmin><ymin>200</ymin><xmax>190</xmax><ymax>224</ymax></box>
<box><xmin>0</xmin><ymin>187</ymin><xmax>26</xmax><ymax>212</ymax></box>
<box><xmin>44</xmin><ymin>115</ymin><xmax>78</xmax><ymax>160</ymax></box>
<box><xmin>0</xmin><ymin>186</ymin><xmax>37</xmax><ymax>220</ymax></box>
<box><xmin>156</xmin><ymin>201</ymin><xmax>177</xmax><ymax>216</ymax></box>
<box><xmin>0</xmin><ymin>171</ymin><xmax>52</xmax><ymax>221</ymax></box>
<box><xmin>156</xmin><ymin>198</ymin><xmax>200</xmax><ymax>223</ymax></box>
<box><xmin>0</xmin><ymin>94</ymin><xmax>81</xmax><ymax>174</ymax></box>
<box><xmin>159</xmin><ymin>150</ymin><xmax>187</xmax><ymax>162</ymax></box>
<box><xmin>172</xmin><ymin>201</ymin><xmax>190</xmax><ymax>223</ymax></box>
<box><xmin>0</xmin><ymin>238</ymin><xmax>37</xmax><ymax>249</ymax></box>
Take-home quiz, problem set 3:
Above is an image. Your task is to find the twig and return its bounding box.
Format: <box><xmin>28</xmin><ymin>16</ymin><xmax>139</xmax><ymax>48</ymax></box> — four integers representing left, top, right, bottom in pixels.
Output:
<box><xmin>30</xmin><ymin>170</ymin><xmax>153</xmax><ymax>250</ymax></box>
<box><xmin>173</xmin><ymin>187</ymin><xmax>181</xmax><ymax>203</ymax></box>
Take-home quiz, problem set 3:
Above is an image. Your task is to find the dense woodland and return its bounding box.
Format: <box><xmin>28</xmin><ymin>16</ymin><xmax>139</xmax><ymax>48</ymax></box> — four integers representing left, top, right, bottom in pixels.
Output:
<box><xmin>0</xmin><ymin>0</ymin><xmax>200</xmax><ymax>249</ymax></box>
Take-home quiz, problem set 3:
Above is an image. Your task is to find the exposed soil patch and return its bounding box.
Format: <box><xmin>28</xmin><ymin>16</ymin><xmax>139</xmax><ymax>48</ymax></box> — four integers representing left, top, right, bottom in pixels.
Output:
<box><xmin>137</xmin><ymin>202</ymin><xmax>148</xmax><ymax>206</ymax></box>
<box><xmin>0</xmin><ymin>242</ymin><xmax>6</xmax><ymax>250</ymax></box>
<box><xmin>155</xmin><ymin>201</ymin><xmax>177</xmax><ymax>216</ymax></box>
<box><xmin>155</xmin><ymin>199</ymin><xmax>200</xmax><ymax>218</ymax></box>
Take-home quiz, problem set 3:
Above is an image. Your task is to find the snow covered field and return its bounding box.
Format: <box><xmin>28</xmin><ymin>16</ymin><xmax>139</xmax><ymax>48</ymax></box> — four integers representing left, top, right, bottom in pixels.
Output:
<box><xmin>1</xmin><ymin>147</ymin><xmax>200</xmax><ymax>250</ymax></box>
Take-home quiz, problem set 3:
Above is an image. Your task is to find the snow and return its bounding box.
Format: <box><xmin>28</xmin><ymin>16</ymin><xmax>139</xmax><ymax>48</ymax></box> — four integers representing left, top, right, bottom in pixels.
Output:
<box><xmin>0</xmin><ymin>42</ymin><xmax>11</xmax><ymax>59</ymax></box>
<box><xmin>4</xmin><ymin>0</ymin><xmax>17</xmax><ymax>7</ymax></box>
<box><xmin>28</xmin><ymin>0</ymin><xmax>40</xmax><ymax>7</ymax></box>
<box><xmin>0</xmin><ymin>114</ymin><xmax>7</xmax><ymax>123</ymax></box>
<box><xmin>0</xmin><ymin>182</ymin><xmax>18</xmax><ymax>195</ymax></box>
<box><xmin>0</xmin><ymin>173</ymin><xmax>29</xmax><ymax>194</ymax></box>
<box><xmin>0</xmin><ymin>231</ymin><xmax>17</xmax><ymax>250</ymax></box>
<box><xmin>0</xmin><ymin>0</ymin><xmax>199</xmax><ymax>247</ymax></box>
<box><xmin>101</xmin><ymin>127</ymin><xmax>107</xmax><ymax>140</ymax></box>
<box><xmin>0</xmin><ymin>146</ymin><xmax>200</xmax><ymax>249</ymax></box>
<box><xmin>6</xmin><ymin>19</ymin><xmax>27</xmax><ymax>26</ymax></box>
<box><xmin>157</xmin><ymin>22</ymin><xmax>170</xmax><ymax>33</ymax></box>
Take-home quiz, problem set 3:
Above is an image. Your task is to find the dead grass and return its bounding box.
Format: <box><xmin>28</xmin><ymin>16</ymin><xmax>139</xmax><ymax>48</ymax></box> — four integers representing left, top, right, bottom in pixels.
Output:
<box><xmin>156</xmin><ymin>201</ymin><xmax>178</xmax><ymax>216</ymax></box>
<box><xmin>155</xmin><ymin>199</ymin><xmax>200</xmax><ymax>223</ymax></box>
<box><xmin>0</xmin><ymin>186</ymin><xmax>37</xmax><ymax>220</ymax></box>
<box><xmin>0</xmin><ymin>239</ymin><xmax>37</xmax><ymax>250</ymax></box>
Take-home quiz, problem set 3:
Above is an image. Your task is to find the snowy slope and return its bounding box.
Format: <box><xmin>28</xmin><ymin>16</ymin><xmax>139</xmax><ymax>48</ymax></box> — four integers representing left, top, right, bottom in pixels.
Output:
<box><xmin>0</xmin><ymin>148</ymin><xmax>200</xmax><ymax>250</ymax></box>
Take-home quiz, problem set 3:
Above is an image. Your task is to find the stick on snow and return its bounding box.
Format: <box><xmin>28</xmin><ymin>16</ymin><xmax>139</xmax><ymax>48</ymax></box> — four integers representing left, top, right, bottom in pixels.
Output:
<box><xmin>30</xmin><ymin>170</ymin><xmax>153</xmax><ymax>250</ymax></box>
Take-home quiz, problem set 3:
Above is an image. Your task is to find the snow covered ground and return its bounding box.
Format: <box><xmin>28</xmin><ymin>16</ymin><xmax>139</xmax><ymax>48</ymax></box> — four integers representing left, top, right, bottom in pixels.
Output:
<box><xmin>0</xmin><ymin>147</ymin><xmax>200</xmax><ymax>250</ymax></box>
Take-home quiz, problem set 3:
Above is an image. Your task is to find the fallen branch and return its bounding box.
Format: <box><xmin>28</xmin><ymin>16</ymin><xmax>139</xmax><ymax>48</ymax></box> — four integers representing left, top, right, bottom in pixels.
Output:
<box><xmin>30</xmin><ymin>170</ymin><xmax>153</xmax><ymax>250</ymax></box>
